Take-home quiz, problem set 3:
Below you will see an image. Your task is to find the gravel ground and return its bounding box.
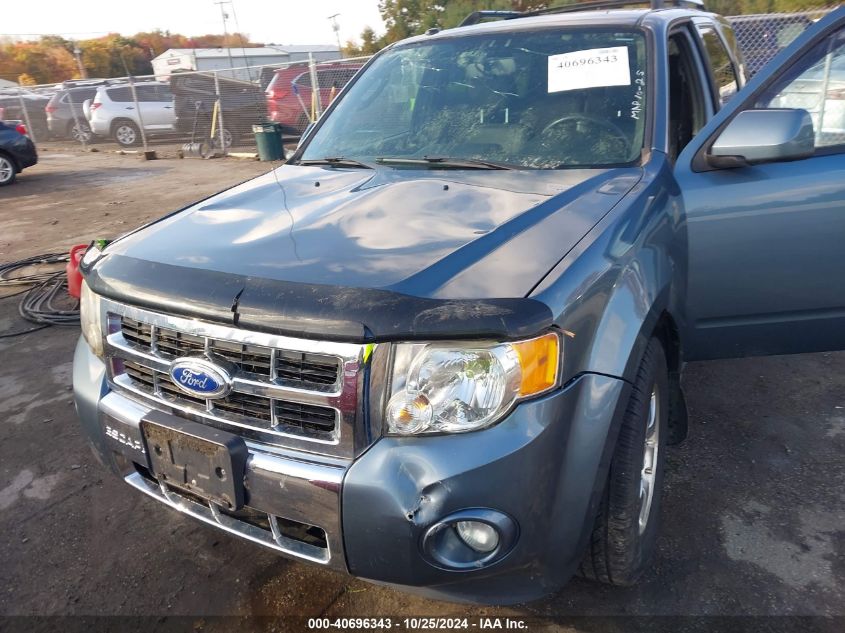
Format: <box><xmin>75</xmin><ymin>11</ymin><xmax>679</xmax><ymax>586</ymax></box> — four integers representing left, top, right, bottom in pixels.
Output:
<box><xmin>0</xmin><ymin>148</ymin><xmax>842</xmax><ymax>632</ymax></box>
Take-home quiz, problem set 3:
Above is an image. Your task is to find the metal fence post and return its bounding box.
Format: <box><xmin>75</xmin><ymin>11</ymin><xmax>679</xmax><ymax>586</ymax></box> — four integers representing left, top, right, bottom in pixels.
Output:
<box><xmin>308</xmin><ymin>53</ymin><xmax>322</xmax><ymax>121</ymax></box>
<box><xmin>16</xmin><ymin>82</ymin><xmax>36</xmax><ymax>145</ymax></box>
<box><xmin>213</xmin><ymin>71</ymin><xmax>228</xmax><ymax>155</ymax></box>
<box><xmin>67</xmin><ymin>91</ymin><xmax>88</xmax><ymax>150</ymax></box>
<box><xmin>127</xmin><ymin>75</ymin><xmax>150</xmax><ymax>153</ymax></box>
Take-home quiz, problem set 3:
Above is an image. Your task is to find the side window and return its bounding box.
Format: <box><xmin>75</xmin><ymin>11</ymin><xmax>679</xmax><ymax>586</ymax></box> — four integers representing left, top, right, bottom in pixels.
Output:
<box><xmin>719</xmin><ymin>26</ymin><xmax>746</xmax><ymax>82</ymax></box>
<box><xmin>293</xmin><ymin>71</ymin><xmax>312</xmax><ymax>90</ymax></box>
<box><xmin>135</xmin><ymin>85</ymin><xmax>157</xmax><ymax>102</ymax></box>
<box><xmin>697</xmin><ymin>24</ymin><xmax>740</xmax><ymax>107</ymax></box>
<box><xmin>107</xmin><ymin>87</ymin><xmax>132</xmax><ymax>102</ymax></box>
<box><xmin>68</xmin><ymin>89</ymin><xmax>95</xmax><ymax>105</ymax></box>
<box><xmin>757</xmin><ymin>27</ymin><xmax>845</xmax><ymax>149</ymax></box>
<box><xmin>668</xmin><ymin>31</ymin><xmax>709</xmax><ymax>159</ymax></box>
<box><xmin>156</xmin><ymin>85</ymin><xmax>173</xmax><ymax>102</ymax></box>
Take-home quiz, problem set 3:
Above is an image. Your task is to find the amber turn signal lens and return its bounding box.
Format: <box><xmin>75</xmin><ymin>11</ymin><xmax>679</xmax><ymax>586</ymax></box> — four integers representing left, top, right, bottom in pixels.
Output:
<box><xmin>512</xmin><ymin>332</ymin><xmax>560</xmax><ymax>397</ymax></box>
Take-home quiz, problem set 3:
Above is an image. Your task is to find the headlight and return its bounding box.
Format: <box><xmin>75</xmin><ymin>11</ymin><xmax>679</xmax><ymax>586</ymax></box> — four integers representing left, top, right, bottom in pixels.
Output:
<box><xmin>80</xmin><ymin>280</ymin><xmax>104</xmax><ymax>358</ymax></box>
<box><xmin>385</xmin><ymin>332</ymin><xmax>560</xmax><ymax>435</ymax></box>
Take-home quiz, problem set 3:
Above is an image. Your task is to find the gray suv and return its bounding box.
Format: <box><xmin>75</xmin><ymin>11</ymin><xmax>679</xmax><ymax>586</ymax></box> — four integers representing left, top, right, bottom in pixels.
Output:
<box><xmin>73</xmin><ymin>2</ymin><xmax>845</xmax><ymax>604</ymax></box>
<box><xmin>46</xmin><ymin>86</ymin><xmax>99</xmax><ymax>142</ymax></box>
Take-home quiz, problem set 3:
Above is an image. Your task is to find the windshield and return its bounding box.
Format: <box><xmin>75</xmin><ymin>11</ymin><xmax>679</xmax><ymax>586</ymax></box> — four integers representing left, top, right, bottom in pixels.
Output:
<box><xmin>301</xmin><ymin>28</ymin><xmax>649</xmax><ymax>169</ymax></box>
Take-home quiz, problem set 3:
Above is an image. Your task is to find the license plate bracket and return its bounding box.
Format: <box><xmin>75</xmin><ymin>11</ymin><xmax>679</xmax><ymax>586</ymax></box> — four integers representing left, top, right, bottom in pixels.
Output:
<box><xmin>140</xmin><ymin>411</ymin><xmax>248</xmax><ymax>510</ymax></box>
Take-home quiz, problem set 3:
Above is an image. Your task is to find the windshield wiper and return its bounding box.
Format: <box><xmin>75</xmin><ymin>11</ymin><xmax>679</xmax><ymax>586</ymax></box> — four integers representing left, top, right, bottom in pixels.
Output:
<box><xmin>375</xmin><ymin>156</ymin><xmax>514</xmax><ymax>170</ymax></box>
<box><xmin>295</xmin><ymin>157</ymin><xmax>374</xmax><ymax>169</ymax></box>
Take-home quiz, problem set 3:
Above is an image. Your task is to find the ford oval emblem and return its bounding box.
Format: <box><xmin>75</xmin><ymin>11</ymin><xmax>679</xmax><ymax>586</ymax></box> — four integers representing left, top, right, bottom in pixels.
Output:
<box><xmin>169</xmin><ymin>358</ymin><xmax>232</xmax><ymax>399</ymax></box>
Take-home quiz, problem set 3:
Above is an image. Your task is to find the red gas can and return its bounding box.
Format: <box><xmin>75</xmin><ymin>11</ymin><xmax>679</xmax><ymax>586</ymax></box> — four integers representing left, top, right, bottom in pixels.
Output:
<box><xmin>66</xmin><ymin>244</ymin><xmax>87</xmax><ymax>299</ymax></box>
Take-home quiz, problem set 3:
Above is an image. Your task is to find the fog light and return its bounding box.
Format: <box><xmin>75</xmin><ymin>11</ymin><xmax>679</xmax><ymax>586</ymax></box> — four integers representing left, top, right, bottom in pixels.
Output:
<box><xmin>455</xmin><ymin>520</ymin><xmax>499</xmax><ymax>553</ymax></box>
<box><xmin>422</xmin><ymin>508</ymin><xmax>518</xmax><ymax>571</ymax></box>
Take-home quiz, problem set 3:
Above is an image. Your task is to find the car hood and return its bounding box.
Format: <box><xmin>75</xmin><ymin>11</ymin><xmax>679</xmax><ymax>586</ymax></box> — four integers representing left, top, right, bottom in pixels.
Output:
<box><xmin>104</xmin><ymin>163</ymin><xmax>641</xmax><ymax>300</ymax></box>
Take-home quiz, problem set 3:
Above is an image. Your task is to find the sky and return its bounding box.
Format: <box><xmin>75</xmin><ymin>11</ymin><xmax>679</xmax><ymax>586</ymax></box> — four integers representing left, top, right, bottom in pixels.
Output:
<box><xmin>5</xmin><ymin>0</ymin><xmax>386</xmax><ymax>46</ymax></box>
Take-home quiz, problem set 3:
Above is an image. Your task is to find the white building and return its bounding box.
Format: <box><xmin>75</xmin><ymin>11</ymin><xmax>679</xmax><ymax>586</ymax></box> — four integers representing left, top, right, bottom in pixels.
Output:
<box><xmin>151</xmin><ymin>45</ymin><xmax>340</xmax><ymax>82</ymax></box>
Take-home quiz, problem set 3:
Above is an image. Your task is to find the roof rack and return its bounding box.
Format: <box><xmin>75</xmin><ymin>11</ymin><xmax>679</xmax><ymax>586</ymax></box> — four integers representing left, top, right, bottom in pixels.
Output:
<box><xmin>460</xmin><ymin>10</ymin><xmax>524</xmax><ymax>27</ymax></box>
<box><xmin>459</xmin><ymin>0</ymin><xmax>704</xmax><ymax>27</ymax></box>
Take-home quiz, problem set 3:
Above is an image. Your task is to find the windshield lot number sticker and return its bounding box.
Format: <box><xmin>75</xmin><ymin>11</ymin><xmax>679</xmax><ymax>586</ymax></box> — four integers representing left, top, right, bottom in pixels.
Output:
<box><xmin>548</xmin><ymin>46</ymin><xmax>631</xmax><ymax>93</ymax></box>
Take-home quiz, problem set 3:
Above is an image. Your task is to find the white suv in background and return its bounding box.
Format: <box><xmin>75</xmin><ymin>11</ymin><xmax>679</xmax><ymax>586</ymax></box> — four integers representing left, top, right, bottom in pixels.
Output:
<box><xmin>87</xmin><ymin>81</ymin><xmax>177</xmax><ymax>147</ymax></box>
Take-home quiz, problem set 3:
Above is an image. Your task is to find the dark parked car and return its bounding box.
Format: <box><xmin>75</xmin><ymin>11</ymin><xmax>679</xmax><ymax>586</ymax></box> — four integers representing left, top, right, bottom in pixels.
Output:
<box><xmin>0</xmin><ymin>90</ymin><xmax>49</xmax><ymax>141</ymax></box>
<box><xmin>46</xmin><ymin>85</ymin><xmax>101</xmax><ymax>142</ymax></box>
<box><xmin>0</xmin><ymin>120</ymin><xmax>37</xmax><ymax>186</ymax></box>
<box><xmin>74</xmin><ymin>2</ymin><xmax>845</xmax><ymax>604</ymax></box>
<box><xmin>171</xmin><ymin>72</ymin><xmax>266</xmax><ymax>148</ymax></box>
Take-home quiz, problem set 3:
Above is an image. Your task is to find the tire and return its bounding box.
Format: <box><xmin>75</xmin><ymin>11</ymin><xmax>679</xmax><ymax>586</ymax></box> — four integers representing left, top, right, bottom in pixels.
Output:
<box><xmin>69</xmin><ymin>120</ymin><xmax>93</xmax><ymax>143</ymax></box>
<box><xmin>0</xmin><ymin>154</ymin><xmax>17</xmax><ymax>186</ymax></box>
<box><xmin>579</xmin><ymin>337</ymin><xmax>669</xmax><ymax>586</ymax></box>
<box><xmin>112</xmin><ymin>120</ymin><xmax>141</xmax><ymax>147</ymax></box>
<box><xmin>210</xmin><ymin>126</ymin><xmax>234</xmax><ymax>150</ymax></box>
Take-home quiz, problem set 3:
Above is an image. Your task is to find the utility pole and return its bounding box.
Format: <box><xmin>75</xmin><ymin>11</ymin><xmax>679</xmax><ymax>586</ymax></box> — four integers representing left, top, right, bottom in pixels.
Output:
<box><xmin>72</xmin><ymin>42</ymin><xmax>88</xmax><ymax>79</ymax></box>
<box><xmin>328</xmin><ymin>14</ymin><xmax>342</xmax><ymax>57</ymax></box>
<box><xmin>214</xmin><ymin>0</ymin><xmax>236</xmax><ymax>73</ymax></box>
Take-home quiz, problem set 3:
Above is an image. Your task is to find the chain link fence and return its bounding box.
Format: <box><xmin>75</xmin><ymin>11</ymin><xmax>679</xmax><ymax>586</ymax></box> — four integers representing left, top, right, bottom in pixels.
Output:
<box><xmin>0</xmin><ymin>6</ymin><xmax>839</xmax><ymax>154</ymax></box>
<box><xmin>729</xmin><ymin>7</ymin><xmax>837</xmax><ymax>77</ymax></box>
<box><xmin>0</xmin><ymin>54</ymin><xmax>371</xmax><ymax>154</ymax></box>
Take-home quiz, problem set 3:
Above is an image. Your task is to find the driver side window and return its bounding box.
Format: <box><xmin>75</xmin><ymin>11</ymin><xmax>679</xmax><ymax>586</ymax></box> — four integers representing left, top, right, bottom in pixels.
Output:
<box><xmin>757</xmin><ymin>27</ymin><xmax>845</xmax><ymax>149</ymax></box>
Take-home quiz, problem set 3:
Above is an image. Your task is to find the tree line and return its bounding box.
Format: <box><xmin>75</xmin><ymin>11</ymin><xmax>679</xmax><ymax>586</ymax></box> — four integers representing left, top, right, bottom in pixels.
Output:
<box><xmin>343</xmin><ymin>0</ymin><xmax>836</xmax><ymax>55</ymax></box>
<box><xmin>0</xmin><ymin>31</ymin><xmax>259</xmax><ymax>85</ymax></box>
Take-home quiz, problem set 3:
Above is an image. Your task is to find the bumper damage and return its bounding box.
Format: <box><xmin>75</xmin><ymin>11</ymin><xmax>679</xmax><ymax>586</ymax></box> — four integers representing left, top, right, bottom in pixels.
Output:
<box><xmin>73</xmin><ymin>336</ymin><xmax>628</xmax><ymax>604</ymax></box>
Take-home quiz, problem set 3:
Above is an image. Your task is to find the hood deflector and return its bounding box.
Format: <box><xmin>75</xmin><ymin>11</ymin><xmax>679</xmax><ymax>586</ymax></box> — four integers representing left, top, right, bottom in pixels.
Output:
<box><xmin>84</xmin><ymin>255</ymin><xmax>554</xmax><ymax>343</ymax></box>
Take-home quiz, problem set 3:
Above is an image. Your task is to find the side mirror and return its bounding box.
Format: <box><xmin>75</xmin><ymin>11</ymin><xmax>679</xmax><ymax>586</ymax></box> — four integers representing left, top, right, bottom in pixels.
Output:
<box><xmin>706</xmin><ymin>108</ymin><xmax>815</xmax><ymax>169</ymax></box>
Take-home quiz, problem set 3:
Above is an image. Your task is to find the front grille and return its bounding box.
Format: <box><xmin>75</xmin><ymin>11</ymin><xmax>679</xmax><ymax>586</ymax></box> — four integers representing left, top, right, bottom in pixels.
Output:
<box><xmin>121</xmin><ymin>316</ymin><xmax>341</xmax><ymax>389</ymax></box>
<box><xmin>121</xmin><ymin>356</ymin><xmax>338</xmax><ymax>440</ymax></box>
<box><xmin>104</xmin><ymin>305</ymin><xmax>364</xmax><ymax>456</ymax></box>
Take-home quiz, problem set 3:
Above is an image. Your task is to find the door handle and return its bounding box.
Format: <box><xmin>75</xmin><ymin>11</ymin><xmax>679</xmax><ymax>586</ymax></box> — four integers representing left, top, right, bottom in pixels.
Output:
<box><xmin>164</xmin><ymin>106</ymin><xmax>173</xmax><ymax>109</ymax></box>
<box><xmin>126</xmin><ymin>106</ymin><xmax>134</xmax><ymax>110</ymax></box>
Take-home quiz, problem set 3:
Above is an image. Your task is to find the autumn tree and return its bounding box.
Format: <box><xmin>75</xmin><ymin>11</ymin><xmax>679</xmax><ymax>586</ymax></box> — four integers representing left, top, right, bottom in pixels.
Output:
<box><xmin>0</xmin><ymin>30</ymin><xmax>262</xmax><ymax>84</ymax></box>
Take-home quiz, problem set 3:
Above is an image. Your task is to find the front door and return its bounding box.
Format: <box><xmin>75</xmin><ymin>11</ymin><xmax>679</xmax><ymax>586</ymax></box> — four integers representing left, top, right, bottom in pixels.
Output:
<box><xmin>676</xmin><ymin>7</ymin><xmax>845</xmax><ymax>360</ymax></box>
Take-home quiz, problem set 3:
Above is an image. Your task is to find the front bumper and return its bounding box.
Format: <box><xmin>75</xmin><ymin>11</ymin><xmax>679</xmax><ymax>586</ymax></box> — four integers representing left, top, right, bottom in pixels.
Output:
<box><xmin>74</xmin><ymin>336</ymin><xmax>629</xmax><ymax>603</ymax></box>
<box><xmin>73</xmin><ymin>337</ymin><xmax>347</xmax><ymax>569</ymax></box>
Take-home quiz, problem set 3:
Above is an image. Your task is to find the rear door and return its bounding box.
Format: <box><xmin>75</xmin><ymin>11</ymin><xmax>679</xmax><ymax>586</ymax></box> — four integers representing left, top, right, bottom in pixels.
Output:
<box><xmin>676</xmin><ymin>7</ymin><xmax>845</xmax><ymax>360</ymax></box>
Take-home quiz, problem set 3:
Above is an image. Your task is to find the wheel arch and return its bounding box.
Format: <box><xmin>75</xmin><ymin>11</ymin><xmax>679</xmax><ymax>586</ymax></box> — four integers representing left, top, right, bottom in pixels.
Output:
<box><xmin>110</xmin><ymin>117</ymin><xmax>138</xmax><ymax>134</ymax></box>
<box><xmin>0</xmin><ymin>149</ymin><xmax>20</xmax><ymax>172</ymax></box>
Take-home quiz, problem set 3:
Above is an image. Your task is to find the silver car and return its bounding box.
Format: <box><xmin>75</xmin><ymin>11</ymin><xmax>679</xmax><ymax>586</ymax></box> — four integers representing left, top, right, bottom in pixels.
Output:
<box><xmin>87</xmin><ymin>81</ymin><xmax>177</xmax><ymax>147</ymax></box>
<box><xmin>770</xmin><ymin>51</ymin><xmax>845</xmax><ymax>144</ymax></box>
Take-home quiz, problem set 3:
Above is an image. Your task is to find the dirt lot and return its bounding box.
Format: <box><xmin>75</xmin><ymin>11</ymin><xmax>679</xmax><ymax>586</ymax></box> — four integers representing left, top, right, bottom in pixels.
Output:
<box><xmin>0</xmin><ymin>148</ymin><xmax>843</xmax><ymax>632</ymax></box>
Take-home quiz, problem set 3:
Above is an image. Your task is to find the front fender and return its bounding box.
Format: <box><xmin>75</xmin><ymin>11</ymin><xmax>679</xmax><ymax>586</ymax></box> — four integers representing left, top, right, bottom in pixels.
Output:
<box><xmin>532</xmin><ymin>152</ymin><xmax>686</xmax><ymax>383</ymax></box>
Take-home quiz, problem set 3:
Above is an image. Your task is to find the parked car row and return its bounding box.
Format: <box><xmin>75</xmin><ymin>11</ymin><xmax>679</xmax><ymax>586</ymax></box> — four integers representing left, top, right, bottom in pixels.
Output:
<box><xmin>5</xmin><ymin>60</ymin><xmax>364</xmax><ymax>148</ymax></box>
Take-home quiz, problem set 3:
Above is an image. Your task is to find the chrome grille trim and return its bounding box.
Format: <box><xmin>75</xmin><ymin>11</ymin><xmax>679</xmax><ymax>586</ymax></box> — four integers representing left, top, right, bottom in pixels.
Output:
<box><xmin>100</xmin><ymin>298</ymin><xmax>365</xmax><ymax>458</ymax></box>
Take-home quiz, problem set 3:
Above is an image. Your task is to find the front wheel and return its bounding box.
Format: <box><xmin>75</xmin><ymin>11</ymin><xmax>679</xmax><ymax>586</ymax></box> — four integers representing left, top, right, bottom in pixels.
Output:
<box><xmin>579</xmin><ymin>337</ymin><xmax>669</xmax><ymax>585</ymax></box>
<box><xmin>113</xmin><ymin>120</ymin><xmax>141</xmax><ymax>147</ymax></box>
<box><xmin>0</xmin><ymin>154</ymin><xmax>17</xmax><ymax>186</ymax></box>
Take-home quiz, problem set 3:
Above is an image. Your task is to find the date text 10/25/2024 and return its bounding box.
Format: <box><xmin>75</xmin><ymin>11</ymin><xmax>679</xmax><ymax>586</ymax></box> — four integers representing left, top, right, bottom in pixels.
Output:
<box><xmin>307</xmin><ymin>617</ymin><xmax>529</xmax><ymax>630</ymax></box>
